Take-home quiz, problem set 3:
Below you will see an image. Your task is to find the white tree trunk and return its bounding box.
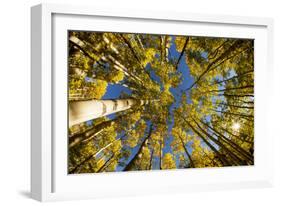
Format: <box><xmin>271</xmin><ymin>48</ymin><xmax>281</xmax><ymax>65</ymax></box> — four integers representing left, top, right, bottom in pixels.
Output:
<box><xmin>102</xmin><ymin>35</ymin><xmax>119</xmax><ymax>55</ymax></box>
<box><xmin>69</xmin><ymin>99</ymin><xmax>148</xmax><ymax>127</ymax></box>
<box><xmin>69</xmin><ymin>36</ymin><xmax>85</xmax><ymax>48</ymax></box>
<box><xmin>69</xmin><ymin>67</ymin><xmax>87</xmax><ymax>78</ymax></box>
<box><xmin>135</xmin><ymin>35</ymin><xmax>144</xmax><ymax>51</ymax></box>
<box><xmin>70</xmin><ymin>35</ymin><xmax>143</xmax><ymax>85</ymax></box>
<box><xmin>69</xmin><ymin>35</ymin><xmax>102</xmax><ymax>61</ymax></box>
<box><xmin>93</xmin><ymin>135</ymin><xmax>123</xmax><ymax>157</ymax></box>
<box><xmin>164</xmin><ymin>36</ymin><xmax>171</xmax><ymax>62</ymax></box>
<box><xmin>102</xmin><ymin>55</ymin><xmax>143</xmax><ymax>84</ymax></box>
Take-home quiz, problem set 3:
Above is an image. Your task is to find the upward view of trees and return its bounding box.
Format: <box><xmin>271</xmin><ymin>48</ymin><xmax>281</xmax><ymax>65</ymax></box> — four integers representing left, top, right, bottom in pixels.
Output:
<box><xmin>67</xmin><ymin>31</ymin><xmax>254</xmax><ymax>174</ymax></box>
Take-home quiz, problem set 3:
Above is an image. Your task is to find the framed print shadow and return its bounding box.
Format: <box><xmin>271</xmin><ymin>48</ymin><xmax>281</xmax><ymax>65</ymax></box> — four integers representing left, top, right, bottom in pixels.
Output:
<box><xmin>31</xmin><ymin>3</ymin><xmax>274</xmax><ymax>201</ymax></box>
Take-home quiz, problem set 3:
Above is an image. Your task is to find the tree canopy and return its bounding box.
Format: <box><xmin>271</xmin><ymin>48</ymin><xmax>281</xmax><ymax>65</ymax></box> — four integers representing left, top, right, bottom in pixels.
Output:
<box><xmin>68</xmin><ymin>31</ymin><xmax>254</xmax><ymax>174</ymax></box>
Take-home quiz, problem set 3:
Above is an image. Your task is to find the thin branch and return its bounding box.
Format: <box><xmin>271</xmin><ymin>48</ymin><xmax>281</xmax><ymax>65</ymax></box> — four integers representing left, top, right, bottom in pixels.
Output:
<box><xmin>175</xmin><ymin>37</ymin><xmax>189</xmax><ymax>70</ymax></box>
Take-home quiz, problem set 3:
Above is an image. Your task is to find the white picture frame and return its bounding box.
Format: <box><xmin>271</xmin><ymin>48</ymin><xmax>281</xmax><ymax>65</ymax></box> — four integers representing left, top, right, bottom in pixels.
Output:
<box><xmin>31</xmin><ymin>3</ymin><xmax>274</xmax><ymax>202</ymax></box>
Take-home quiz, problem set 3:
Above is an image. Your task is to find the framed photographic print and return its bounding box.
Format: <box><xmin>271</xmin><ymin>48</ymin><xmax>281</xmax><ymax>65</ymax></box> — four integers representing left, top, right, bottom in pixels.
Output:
<box><xmin>31</xmin><ymin>3</ymin><xmax>274</xmax><ymax>201</ymax></box>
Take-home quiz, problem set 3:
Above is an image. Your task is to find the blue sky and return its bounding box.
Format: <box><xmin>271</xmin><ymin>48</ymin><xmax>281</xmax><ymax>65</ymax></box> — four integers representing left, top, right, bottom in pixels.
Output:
<box><xmin>100</xmin><ymin>36</ymin><xmax>199</xmax><ymax>170</ymax></box>
<box><xmin>162</xmin><ymin>37</ymin><xmax>194</xmax><ymax>167</ymax></box>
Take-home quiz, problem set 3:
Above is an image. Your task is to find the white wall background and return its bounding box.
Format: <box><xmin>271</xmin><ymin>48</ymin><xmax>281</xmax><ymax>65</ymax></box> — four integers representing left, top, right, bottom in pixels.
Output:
<box><xmin>0</xmin><ymin>0</ymin><xmax>280</xmax><ymax>205</ymax></box>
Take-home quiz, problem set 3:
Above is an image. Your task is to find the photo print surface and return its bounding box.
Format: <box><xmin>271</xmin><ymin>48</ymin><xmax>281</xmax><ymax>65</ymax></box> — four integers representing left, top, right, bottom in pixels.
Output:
<box><xmin>68</xmin><ymin>31</ymin><xmax>254</xmax><ymax>174</ymax></box>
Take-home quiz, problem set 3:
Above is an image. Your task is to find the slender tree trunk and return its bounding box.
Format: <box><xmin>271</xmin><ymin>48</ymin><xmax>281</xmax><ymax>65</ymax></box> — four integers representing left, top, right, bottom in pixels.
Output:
<box><xmin>212</xmin><ymin>128</ymin><xmax>254</xmax><ymax>163</ymax></box>
<box><xmin>164</xmin><ymin>36</ymin><xmax>168</xmax><ymax>62</ymax></box>
<box><xmin>93</xmin><ymin>134</ymin><xmax>125</xmax><ymax>158</ymax></box>
<box><xmin>183</xmin><ymin>118</ymin><xmax>231</xmax><ymax>166</ymax></box>
<box><xmin>69</xmin><ymin>125</ymin><xmax>105</xmax><ymax>148</ymax></box>
<box><xmin>79</xmin><ymin>78</ymin><xmax>139</xmax><ymax>93</ymax></box>
<box><xmin>202</xmin><ymin>85</ymin><xmax>254</xmax><ymax>94</ymax></box>
<box><xmin>69</xmin><ymin>150</ymin><xmax>109</xmax><ymax>174</ymax></box>
<box><xmin>101</xmin><ymin>55</ymin><xmax>143</xmax><ymax>84</ymax></box>
<box><xmin>209</xmin><ymin>69</ymin><xmax>254</xmax><ymax>86</ymax></box>
<box><xmin>218</xmin><ymin>126</ymin><xmax>254</xmax><ymax>144</ymax></box>
<box><xmin>234</xmin><ymin>100</ymin><xmax>254</xmax><ymax>105</ymax></box>
<box><xmin>69</xmin><ymin>110</ymin><xmax>136</xmax><ymax>147</ymax></box>
<box><xmin>198</xmin><ymin>119</ymin><xmax>253</xmax><ymax>164</ymax></box>
<box><xmin>96</xmin><ymin>153</ymin><xmax>115</xmax><ymax>173</ymax></box>
<box><xmin>192</xmin><ymin>119</ymin><xmax>245</xmax><ymax>165</ymax></box>
<box><xmin>102</xmin><ymin>35</ymin><xmax>119</xmax><ymax>55</ymax></box>
<box><xmin>215</xmin><ymin>103</ymin><xmax>254</xmax><ymax>110</ymax></box>
<box><xmin>159</xmin><ymin>137</ymin><xmax>163</xmax><ymax>170</ymax></box>
<box><xmin>175</xmin><ymin>37</ymin><xmax>189</xmax><ymax>70</ymax></box>
<box><xmin>213</xmin><ymin>46</ymin><xmax>252</xmax><ymax>71</ymax></box>
<box><xmin>69</xmin><ymin>35</ymin><xmax>99</xmax><ymax>61</ymax></box>
<box><xmin>69</xmin><ymin>67</ymin><xmax>87</xmax><ymax>79</ymax></box>
<box><xmin>69</xmin><ymin>153</ymin><xmax>95</xmax><ymax>174</ymax></box>
<box><xmin>117</xmin><ymin>34</ymin><xmax>153</xmax><ymax>80</ymax></box>
<box><xmin>218</xmin><ymin>93</ymin><xmax>254</xmax><ymax>98</ymax></box>
<box><xmin>70</xmin><ymin>35</ymin><xmax>144</xmax><ymax>86</ymax></box>
<box><xmin>185</xmin><ymin>40</ymin><xmax>245</xmax><ymax>91</ymax></box>
<box><xmin>208</xmin><ymin>39</ymin><xmax>229</xmax><ymax>60</ymax></box>
<box><xmin>178</xmin><ymin>135</ymin><xmax>195</xmax><ymax>168</ymax></box>
<box><xmin>123</xmin><ymin>124</ymin><xmax>153</xmax><ymax>171</ymax></box>
<box><xmin>69</xmin><ymin>120</ymin><xmax>104</xmax><ymax>139</ymax></box>
<box><xmin>98</xmin><ymin>154</ymin><xmax>118</xmax><ymax>172</ymax></box>
<box><xmin>135</xmin><ymin>35</ymin><xmax>145</xmax><ymax>51</ymax></box>
<box><xmin>201</xmin><ymin>149</ymin><xmax>220</xmax><ymax>166</ymax></box>
<box><xmin>194</xmin><ymin>117</ymin><xmax>249</xmax><ymax>165</ymax></box>
<box><xmin>210</xmin><ymin>109</ymin><xmax>254</xmax><ymax>121</ymax></box>
<box><xmin>149</xmin><ymin>148</ymin><xmax>154</xmax><ymax>170</ymax></box>
<box><xmin>69</xmin><ymin>135</ymin><xmax>125</xmax><ymax>174</ymax></box>
<box><xmin>69</xmin><ymin>99</ymin><xmax>148</xmax><ymax>127</ymax></box>
<box><xmin>159</xmin><ymin>36</ymin><xmax>163</xmax><ymax>62</ymax></box>
<box><xmin>164</xmin><ymin>36</ymin><xmax>171</xmax><ymax>62</ymax></box>
<box><xmin>119</xmin><ymin>34</ymin><xmax>142</xmax><ymax>65</ymax></box>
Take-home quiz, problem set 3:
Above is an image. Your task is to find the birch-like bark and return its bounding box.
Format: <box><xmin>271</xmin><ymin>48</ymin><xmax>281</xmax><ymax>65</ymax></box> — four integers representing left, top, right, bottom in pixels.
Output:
<box><xmin>101</xmin><ymin>55</ymin><xmax>143</xmax><ymax>84</ymax></box>
<box><xmin>164</xmin><ymin>36</ymin><xmax>171</xmax><ymax>62</ymax></box>
<box><xmin>96</xmin><ymin>153</ymin><xmax>115</xmax><ymax>173</ymax></box>
<box><xmin>69</xmin><ymin>67</ymin><xmax>87</xmax><ymax>79</ymax></box>
<box><xmin>135</xmin><ymin>35</ymin><xmax>144</xmax><ymax>51</ymax></box>
<box><xmin>68</xmin><ymin>134</ymin><xmax>125</xmax><ymax>174</ymax></box>
<box><xmin>102</xmin><ymin>35</ymin><xmax>119</xmax><ymax>55</ymax></box>
<box><xmin>70</xmin><ymin>35</ymin><xmax>143</xmax><ymax>86</ymax></box>
<box><xmin>69</xmin><ymin>35</ymin><xmax>99</xmax><ymax>61</ymax></box>
<box><xmin>69</xmin><ymin>99</ymin><xmax>149</xmax><ymax>127</ymax></box>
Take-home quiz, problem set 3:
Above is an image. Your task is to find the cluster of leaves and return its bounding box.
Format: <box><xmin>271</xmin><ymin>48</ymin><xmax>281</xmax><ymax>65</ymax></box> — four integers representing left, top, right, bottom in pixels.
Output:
<box><xmin>68</xmin><ymin>31</ymin><xmax>254</xmax><ymax>174</ymax></box>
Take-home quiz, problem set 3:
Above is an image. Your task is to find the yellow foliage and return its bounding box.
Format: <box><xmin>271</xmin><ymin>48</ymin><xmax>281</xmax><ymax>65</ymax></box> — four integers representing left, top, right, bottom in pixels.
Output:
<box><xmin>162</xmin><ymin>153</ymin><xmax>176</xmax><ymax>169</ymax></box>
